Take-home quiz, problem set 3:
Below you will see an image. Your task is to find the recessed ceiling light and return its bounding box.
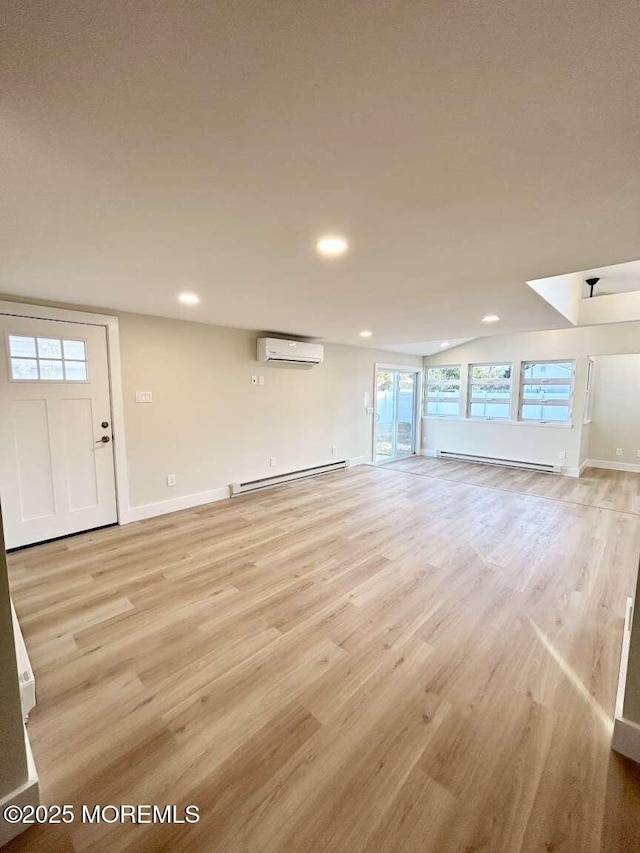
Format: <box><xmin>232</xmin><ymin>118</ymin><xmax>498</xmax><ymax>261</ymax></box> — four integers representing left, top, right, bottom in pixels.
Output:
<box><xmin>482</xmin><ymin>314</ymin><xmax>500</xmax><ymax>323</ymax></box>
<box><xmin>359</xmin><ymin>330</ymin><xmax>373</xmax><ymax>338</ymax></box>
<box><xmin>316</xmin><ymin>235</ymin><xmax>349</xmax><ymax>257</ymax></box>
<box><xmin>440</xmin><ymin>341</ymin><xmax>450</xmax><ymax>348</ymax></box>
<box><xmin>178</xmin><ymin>292</ymin><xmax>200</xmax><ymax>305</ymax></box>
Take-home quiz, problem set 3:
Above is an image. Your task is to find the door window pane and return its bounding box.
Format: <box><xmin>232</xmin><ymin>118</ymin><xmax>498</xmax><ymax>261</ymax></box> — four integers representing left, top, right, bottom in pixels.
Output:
<box><xmin>37</xmin><ymin>338</ymin><xmax>63</xmax><ymax>359</ymax></box>
<box><xmin>39</xmin><ymin>360</ymin><xmax>64</xmax><ymax>380</ymax></box>
<box><xmin>63</xmin><ymin>339</ymin><xmax>86</xmax><ymax>360</ymax></box>
<box><xmin>7</xmin><ymin>333</ymin><xmax>88</xmax><ymax>382</ymax></box>
<box><xmin>64</xmin><ymin>360</ymin><xmax>88</xmax><ymax>381</ymax></box>
<box><xmin>10</xmin><ymin>358</ymin><xmax>38</xmax><ymax>380</ymax></box>
<box><xmin>8</xmin><ymin>335</ymin><xmax>37</xmax><ymax>358</ymax></box>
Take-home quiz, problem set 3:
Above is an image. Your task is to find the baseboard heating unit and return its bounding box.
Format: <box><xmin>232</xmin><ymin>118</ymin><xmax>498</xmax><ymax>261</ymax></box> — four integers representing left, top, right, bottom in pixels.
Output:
<box><xmin>230</xmin><ymin>459</ymin><xmax>349</xmax><ymax>496</ymax></box>
<box><xmin>438</xmin><ymin>450</ymin><xmax>559</xmax><ymax>474</ymax></box>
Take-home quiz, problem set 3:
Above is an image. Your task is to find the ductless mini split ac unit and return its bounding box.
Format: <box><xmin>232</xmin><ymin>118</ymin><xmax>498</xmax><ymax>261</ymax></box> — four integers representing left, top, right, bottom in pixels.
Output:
<box><xmin>257</xmin><ymin>337</ymin><xmax>324</xmax><ymax>365</ymax></box>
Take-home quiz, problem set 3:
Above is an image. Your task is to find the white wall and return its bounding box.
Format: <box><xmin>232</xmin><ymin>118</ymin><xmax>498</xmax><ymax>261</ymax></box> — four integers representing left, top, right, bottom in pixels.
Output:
<box><xmin>0</xmin><ymin>293</ymin><xmax>421</xmax><ymax>517</ymax></box>
<box><xmin>579</xmin><ymin>290</ymin><xmax>640</xmax><ymax>327</ymax></box>
<box><xmin>118</xmin><ymin>313</ymin><xmax>421</xmax><ymax>509</ymax></box>
<box><xmin>527</xmin><ymin>272</ymin><xmax>582</xmax><ymax>325</ymax></box>
<box><xmin>588</xmin><ymin>354</ymin><xmax>640</xmax><ymax>468</ymax></box>
<box><xmin>423</xmin><ymin>322</ymin><xmax>640</xmax><ymax>474</ymax></box>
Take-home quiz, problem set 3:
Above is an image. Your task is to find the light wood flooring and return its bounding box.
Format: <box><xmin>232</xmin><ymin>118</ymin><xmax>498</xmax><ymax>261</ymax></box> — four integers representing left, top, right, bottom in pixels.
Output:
<box><xmin>5</xmin><ymin>462</ymin><xmax>640</xmax><ymax>852</ymax></box>
<box><xmin>384</xmin><ymin>455</ymin><xmax>640</xmax><ymax>515</ymax></box>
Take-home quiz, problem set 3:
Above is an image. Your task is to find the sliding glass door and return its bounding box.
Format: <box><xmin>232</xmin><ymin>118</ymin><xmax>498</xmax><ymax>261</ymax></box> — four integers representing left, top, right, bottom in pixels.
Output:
<box><xmin>374</xmin><ymin>367</ymin><xmax>420</xmax><ymax>463</ymax></box>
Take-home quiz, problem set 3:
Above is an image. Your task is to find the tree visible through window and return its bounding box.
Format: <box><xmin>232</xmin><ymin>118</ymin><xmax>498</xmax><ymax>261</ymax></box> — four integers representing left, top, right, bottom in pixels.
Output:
<box><xmin>468</xmin><ymin>363</ymin><xmax>512</xmax><ymax>419</ymax></box>
<box><xmin>425</xmin><ymin>366</ymin><xmax>461</xmax><ymax>416</ymax></box>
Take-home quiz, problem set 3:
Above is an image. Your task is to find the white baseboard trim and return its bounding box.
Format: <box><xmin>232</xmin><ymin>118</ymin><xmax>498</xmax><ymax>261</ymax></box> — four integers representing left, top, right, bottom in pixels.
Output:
<box><xmin>0</xmin><ymin>729</ymin><xmax>39</xmax><ymax>847</ymax></box>
<box><xmin>587</xmin><ymin>459</ymin><xmax>640</xmax><ymax>474</ymax></box>
<box><xmin>420</xmin><ymin>448</ymin><xmax>438</xmax><ymax>458</ymax></box>
<box><xmin>125</xmin><ymin>459</ymin><xmax>366</xmax><ymax>524</ymax></box>
<box><xmin>562</xmin><ymin>466</ymin><xmax>581</xmax><ymax>478</ymax></box>
<box><xmin>348</xmin><ymin>456</ymin><xmax>367</xmax><ymax>467</ymax></box>
<box><xmin>612</xmin><ymin>596</ymin><xmax>640</xmax><ymax>763</ymax></box>
<box><xmin>125</xmin><ymin>486</ymin><xmax>231</xmax><ymax>523</ymax></box>
<box><xmin>613</xmin><ymin>716</ymin><xmax>640</xmax><ymax>764</ymax></box>
<box><xmin>563</xmin><ymin>459</ymin><xmax>589</xmax><ymax>478</ymax></box>
<box><xmin>615</xmin><ymin>597</ymin><xmax>634</xmax><ymax>720</ymax></box>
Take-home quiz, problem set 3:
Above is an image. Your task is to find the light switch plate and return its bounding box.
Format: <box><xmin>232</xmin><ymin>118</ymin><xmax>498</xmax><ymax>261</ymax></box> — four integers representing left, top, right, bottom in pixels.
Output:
<box><xmin>135</xmin><ymin>391</ymin><xmax>153</xmax><ymax>403</ymax></box>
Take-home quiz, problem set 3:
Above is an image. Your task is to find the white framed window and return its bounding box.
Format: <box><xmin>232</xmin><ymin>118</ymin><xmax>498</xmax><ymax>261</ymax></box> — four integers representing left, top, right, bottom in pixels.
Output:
<box><xmin>425</xmin><ymin>365</ymin><xmax>461</xmax><ymax>417</ymax></box>
<box><xmin>7</xmin><ymin>334</ymin><xmax>88</xmax><ymax>382</ymax></box>
<box><xmin>468</xmin><ymin>363</ymin><xmax>512</xmax><ymax>419</ymax></box>
<box><xmin>519</xmin><ymin>360</ymin><xmax>574</xmax><ymax>423</ymax></box>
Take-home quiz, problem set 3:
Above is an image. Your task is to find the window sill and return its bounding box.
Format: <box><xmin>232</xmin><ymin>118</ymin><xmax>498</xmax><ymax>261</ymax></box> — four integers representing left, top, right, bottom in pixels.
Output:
<box><xmin>424</xmin><ymin>415</ymin><xmax>465</xmax><ymax>421</ymax></box>
<box><xmin>423</xmin><ymin>415</ymin><xmax>573</xmax><ymax>429</ymax></box>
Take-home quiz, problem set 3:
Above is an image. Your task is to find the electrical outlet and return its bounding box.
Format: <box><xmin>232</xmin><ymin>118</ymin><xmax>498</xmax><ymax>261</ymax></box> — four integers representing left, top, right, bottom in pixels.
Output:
<box><xmin>636</xmin><ymin>450</ymin><xmax>640</xmax><ymax>458</ymax></box>
<box><xmin>616</xmin><ymin>448</ymin><xmax>623</xmax><ymax>457</ymax></box>
<box><xmin>251</xmin><ymin>375</ymin><xmax>258</xmax><ymax>386</ymax></box>
<box><xmin>558</xmin><ymin>451</ymin><xmax>567</xmax><ymax>460</ymax></box>
<box><xmin>135</xmin><ymin>391</ymin><xmax>153</xmax><ymax>403</ymax></box>
<box><xmin>258</xmin><ymin>375</ymin><xmax>265</xmax><ymax>386</ymax></box>
<box><xmin>167</xmin><ymin>474</ymin><xmax>176</xmax><ymax>487</ymax></box>
<box><xmin>366</xmin><ymin>406</ymin><xmax>374</xmax><ymax>415</ymax></box>
<box><xmin>331</xmin><ymin>445</ymin><xmax>337</xmax><ymax>456</ymax></box>
<box><xmin>269</xmin><ymin>456</ymin><xmax>277</xmax><ymax>467</ymax></box>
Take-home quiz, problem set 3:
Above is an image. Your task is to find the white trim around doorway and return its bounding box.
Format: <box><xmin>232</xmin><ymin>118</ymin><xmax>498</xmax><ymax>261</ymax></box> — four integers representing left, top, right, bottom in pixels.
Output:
<box><xmin>0</xmin><ymin>300</ymin><xmax>132</xmax><ymax>526</ymax></box>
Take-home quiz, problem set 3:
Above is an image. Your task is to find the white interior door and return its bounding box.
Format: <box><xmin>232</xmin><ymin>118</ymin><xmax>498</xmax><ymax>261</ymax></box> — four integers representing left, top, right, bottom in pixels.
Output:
<box><xmin>0</xmin><ymin>315</ymin><xmax>117</xmax><ymax>549</ymax></box>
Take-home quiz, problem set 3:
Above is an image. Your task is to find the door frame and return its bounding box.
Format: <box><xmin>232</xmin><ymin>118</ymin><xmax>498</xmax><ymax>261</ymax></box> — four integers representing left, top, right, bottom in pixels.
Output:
<box><xmin>373</xmin><ymin>363</ymin><xmax>422</xmax><ymax>464</ymax></box>
<box><xmin>0</xmin><ymin>300</ymin><xmax>131</xmax><ymax>525</ymax></box>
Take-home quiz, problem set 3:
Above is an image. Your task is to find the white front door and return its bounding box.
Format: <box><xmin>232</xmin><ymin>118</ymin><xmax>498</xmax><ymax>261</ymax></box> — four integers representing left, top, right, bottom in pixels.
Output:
<box><xmin>0</xmin><ymin>315</ymin><xmax>117</xmax><ymax>549</ymax></box>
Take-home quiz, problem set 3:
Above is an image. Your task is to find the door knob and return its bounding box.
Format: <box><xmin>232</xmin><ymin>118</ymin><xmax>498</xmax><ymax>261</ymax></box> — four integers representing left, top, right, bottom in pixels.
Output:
<box><xmin>98</xmin><ymin>436</ymin><xmax>111</xmax><ymax>443</ymax></box>
<box><xmin>101</xmin><ymin>421</ymin><xmax>109</xmax><ymax>429</ymax></box>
